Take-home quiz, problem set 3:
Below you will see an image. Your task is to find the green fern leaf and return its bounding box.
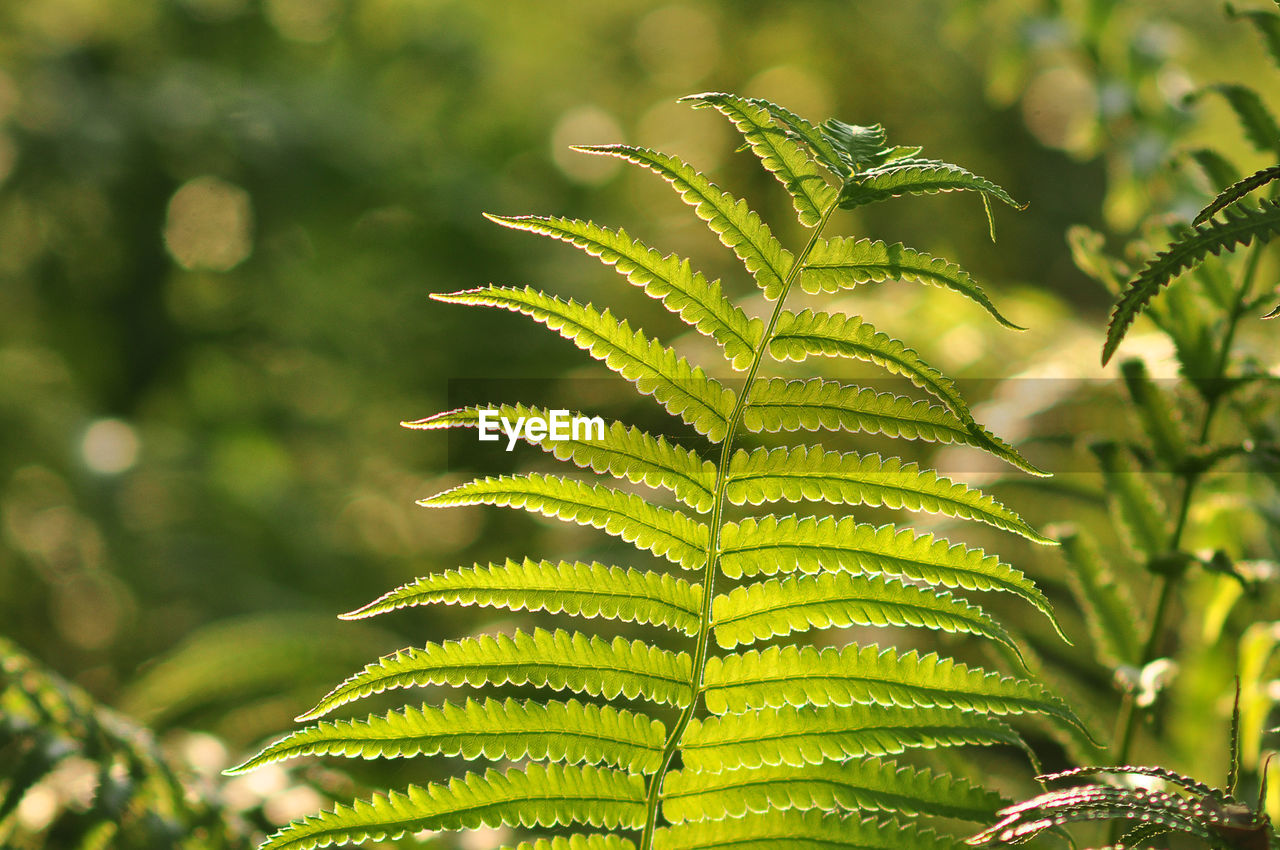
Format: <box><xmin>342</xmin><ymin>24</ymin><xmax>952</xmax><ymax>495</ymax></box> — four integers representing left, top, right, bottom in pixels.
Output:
<box><xmin>1057</xmin><ymin>528</ymin><xmax>1144</xmax><ymax>668</ymax></box>
<box><xmin>1196</xmin><ymin>83</ymin><xmax>1280</xmax><ymax>154</ymax></box>
<box><xmin>298</xmin><ymin>628</ymin><xmax>693</xmax><ymax>721</ymax></box>
<box><xmin>662</xmin><ymin>760</ymin><xmax>1005</xmax><ymax>824</ymax></box>
<box><xmin>800</xmin><ymin>236</ymin><xmax>1022</xmax><ymax>329</ymax></box>
<box><xmin>838</xmin><ymin>159</ymin><xmax>1022</xmax><ymax>211</ymax></box>
<box><xmin>228</xmin><ymin>697</ymin><xmax>665</xmax><ymax>775</ymax></box>
<box><xmin>717</xmin><ymin>515</ymin><xmax>1062</xmax><ymax>635</ymax></box>
<box><xmin>340</xmin><ymin>559</ymin><xmax>701</xmax><ymax>637</ymax></box>
<box><xmin>575</xmin><ymin>144</ymin><xmax>796</xmax><ymax>299</ymax></box>
<box><xmin>821</xmin><ymin>119</ymin><xmax>890</xmax><ymax>171</ymax></box>
<box><xmin>724</xmin><ymin>446</ymin><xmax>1049</xmax><ymax>542</ymax></box>
<box><xmin>407</xmin><ymin>404</ymin><xmax>715</xmax><ymax>513</ymax></box>
<box><xmin>260</xmin><ymin>764</ymin><xmax>646</xmax><ymax>850</ymax></box>
<box><xmin>484</xmin><ymin>215</ymin><xmax>762</xmax><ymax>369</ymax></box>
<box><xmin>1186</xmin><ymin>147</ymin><xmax>1243</xmax><ymax>191</ymax></box>
<box><xmin>701</xmin><ymin>644</ymin><xmax>1086</xmax><ymax>738</ymax></box>
<box><xmin>1118</xmin><ymin>359</ymin><xmax>1188</xmax><ymax>467</ymax></box>
<box><xmin>654</xmin><ymin>808</ymin><xmax>968</xmax><ymax>850</ymax></box>
<box><xmin>433</xmin><ymin>286</ymin><xmax>735</xmax><ymax>439</ymax></box>
<box><xmin>1228</xmin><ymin>1</ymin><xmax>1280</xmax><ymax>65</ymax></box>
<box><xmin>681</xmin><ymin>703</ymin><xmax>1027</xmax><ymax>772</ymax></box>
<box><xmin>420</xmin><ymin>474</ymin><xmax>709</xmax><ymax>570</ymax></box>
<box><xmin>1193</xmin><ymin>164</ymin><xmax>1280</xmax><ymax>225</ymax></box>
<box><xmin>741</xmin><ymin>378</ymin><xmax>1045</xmax><ymax>475</ymax></box>
<box><xmin>711</xmin><ymin>572</ymin><xmax>1020</xmax><ymax>661</ymax></box>
<box><xmin>758</xmin><ymin>101</ymin><xmax>848</xmax><ymax>177</ymax></box>
<box><xmin>769</xmin><ymin>309</ymin><xmax>982</xmax><ymax>430</ymax></box>
<box><xmin>499</xmin><ymin>837</ymin><xmax>636</xmax><ymax>850</ymax></box>
<box><xmin>681</xmin><ymin>92</ymin><xmax>838</xmax><ymax>227</ymax></box>
<box><xmin>1102</xmin><ymin>199</ymin><xmax>1280</xmax><ymax>363</ymax></box>
<box><xmin>1089</xmin><ymin>442</ymin><xmax>1170</xmax><ymax>558</ymax></box>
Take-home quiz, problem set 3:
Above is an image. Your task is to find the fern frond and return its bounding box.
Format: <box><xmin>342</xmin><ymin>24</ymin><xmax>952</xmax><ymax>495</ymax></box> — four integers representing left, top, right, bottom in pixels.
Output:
<box><xmin>1089</xmin><ymin>442</ymin><xmax>1170</xmax><ymax>558</ymax></box>
<box><xmin>1056</xmin><ymin>528</ymin><xmax>1144</xmax><ymax>668</ymax></box>
<box><xmin>758</xmin><ymin>101</ymin><xmax>848</xmax><ymax>177</ymax></box>
<box><xmin>228</xmin><ymin>697</ymin><xmax>665</xmax><ymax>775</ymax></box>
<box><xmin>724</xmin><ymin>446</ymin><xmax>1049</xmax><ymax>542</ymax></box>
<box><xmin>769</xmin><ymin>309</ymin><xmax>980</xmax><ymax>429</ymax></box>
<box><xmin>655</xmin><ymin>808</ymin><xmax>967</xmax><ymax>850</ymax></box>
<box><xmin>800</xmin><ymin>236</ymin><xmax>1022</xmax><ymax>329</ymax></box>
<box><xmin>717</xmin><ymin>515</ymin><xmax>1062</xmax><ymax>635</ymax></box>
<box><xmin>741</xmin><ymin>378</ymin><xmax>1044</xmax><ymax>475</ymax></box>
<box><xmin>662</xmin><ymin>760</ymin><xmax>1005</xmax><ymax>824</ymax></box>
<box><xmin>298</xmin><ymin>629</ymin><xmax>693</xmax><ymax>721</ymax></box>
<box><xmin>575</xmin><ymin>144</ymin><xmax>797</xmax><ymax>299</ymax></box>
<box><xmin>821</xmin><ymin>119</ymin><xmax>890</xmax><ymax>171</ymax></box>
<box><xmin>711</xmin><ymin>572</ymin><xmax>1020</xmax><ymax>660</ymax></box>
<box><xmin>1197</xmin><ymin>83</ymin><xmax>1280</xmax><ymax>154</ymax></box>
<box><xmin>261</xmin><ymin>764</ymin><xmax>646</xmax><ymax>850</ymax></box>
<box><xmin>433</xmin><ymin>286</ymin><xmax>735</xmax><ymax>439</ymax></box>
<box><xmin>702</xmin><ymin>644</ymin><xmax>1086</xmax><ymax>738</ymax></box>
<box><xmin>500</xmin><ymin>836</ymin><xmax>636</xmax><ymax>850</ymax></box>
<box><xmin>340</xmin><ymin>559</ymin><xmax>701</xmax><ymax>637</ymax></box>
<box><xmin>838</xmin><ymin>159</ymin><xmax>1022</xmax><ymax>211</ymax></box>
<box><xmin>483</xmin><ymin>215</ymin><xmax>762</xmax><ymax>369</ymax></box>
<box><xmin>420</xmin><ymin>474</ymin><xmax>709</xmax><ymax>570</ymax></box>
<box><xmin>681</xmin><ymin>92</ymin><xmax>838</xmax><ymax>227</ymax></box>
<box><xmin>681</xmin><ymin>703</ymin><xmax>1027</xmax><ymax>773</ymax></box>
<box><xmin>1187</xmin><ymin>147</ymin><xmax>1243</xmax><ymax>191</ymax></box>
<box><xmin>406</xmin><ymin>405</ymin><xmax>715</xmax><ymax>513</ymax></box>
<box><xmin>1228</xmin><ymin>1</ymin><xmax>1280</xmax><ymax>66</ymax></box>
<box><xmin>1193</xmin><ymin>164</ymin><xmax>1280</xmax><ymax>225</ymax></box>
<box><xmin>1102</xmin><ymin>199</ymin><xmax>1280</xmax><ymax>363</ymax></box>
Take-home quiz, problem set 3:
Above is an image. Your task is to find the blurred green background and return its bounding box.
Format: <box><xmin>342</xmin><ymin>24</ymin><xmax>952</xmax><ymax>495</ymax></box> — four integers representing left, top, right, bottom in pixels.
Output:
<box><xmin>0</xmin><ymin>0</ymin><xmax>1273</xmax><ymax>844</ymax></box>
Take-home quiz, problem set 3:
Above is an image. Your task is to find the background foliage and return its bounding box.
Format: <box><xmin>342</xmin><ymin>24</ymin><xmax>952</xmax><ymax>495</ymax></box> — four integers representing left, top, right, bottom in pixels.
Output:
<box><xmin>0</xmin><ymin>0</ymin><xmax>1275</xmax><ymax>847</ymax></box>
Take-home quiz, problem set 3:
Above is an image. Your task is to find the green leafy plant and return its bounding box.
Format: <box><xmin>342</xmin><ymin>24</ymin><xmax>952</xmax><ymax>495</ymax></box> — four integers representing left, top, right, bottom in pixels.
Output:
<box><xmin>233</xmin><ymin>93</ymin><xmax>1088</xmax><ymax>850</ymax></box>
<box><xmin>0</xmin><ymin>638</ymin><xmax>248</xmax><ymax>849</ymax></box>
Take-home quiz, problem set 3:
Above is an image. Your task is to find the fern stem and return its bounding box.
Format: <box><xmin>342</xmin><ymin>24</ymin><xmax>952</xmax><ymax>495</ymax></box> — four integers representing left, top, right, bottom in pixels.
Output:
<box><xmin>638</xmin><ymin>202</ymin><xmax>839</xmax><ymax>850</ymax></box>
<box><xmin>1109</xmin><ymin>238</ymin><xmax>1264</xmax><ymax>776</ymax></box>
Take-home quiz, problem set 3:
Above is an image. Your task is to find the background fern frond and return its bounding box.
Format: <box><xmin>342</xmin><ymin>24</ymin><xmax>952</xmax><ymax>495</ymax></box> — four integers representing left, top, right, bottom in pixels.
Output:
<box><xmin>1195</xmin><ymin>83</ymin><xmax>1280</xmax><ymax>155</ymax></box>
<box><xmin>838</xmin><ymin>159</ymin><xmax>1023</xmax><ymax>212</ymax></box>
<box><xmin>1193</xmin><ymin>164</ymin><xmax>1280</xmax><ymax>225</ymax></box>
<box><xmin>1101</xmin><ymin>199</ymin><xmax>1280</xmax><ymax>363</ymax></box>
<box><xmin>340</xmin><ymin>559</ymin><xmax>701</xmax><ymax>636</ymax></box>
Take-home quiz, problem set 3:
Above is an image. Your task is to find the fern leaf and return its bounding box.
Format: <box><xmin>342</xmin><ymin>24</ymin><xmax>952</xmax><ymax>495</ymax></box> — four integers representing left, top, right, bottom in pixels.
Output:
<box><xmin>800</xmin><ymin>236</ymin><xmax>1022</xmax><ymax>329</ymax></box>
<box><xmin>741</xmin><ymin>378</ymin><xmax>1044</xmax><ymax>475</ymax></box>
<box><xmin>484</xmin><ymin>215</ymin><xmax>762</xmax><ymax>369</ymax></box>
<box><xmin>1187</xmin><ymin>147</ymin><xmax>1243</xmax><ymax>191</ymax></box>
<box><xmin>680</xmin><ymin>703</ymin><xmax>1027</xmax><ymax>773</ymax></box>
<box><xmin>1102</xmin><ymin>199</ymin><xmax>1280</xmax><ymax>364</ymax></box>
<box><xmin>298</xmin><ymin>628</ymin><xmax>693</xmax><ymax>721</ymax></box>
<box><xmin>655</xmin><ymin>808</ymin><xmax>967</xmax><ymax>850</ymax></box>
<box><xmin>406</xmin><ymin>405</ymin><xmax>715</xmax><ymax>513</ymax></box>
<box><xmin>1228</xmin><ymin>1</ymin><xmax>1280</xmax><ymax>66</ymax></box>
<box><xmin>260</xmin><ymin>764</ymin><xmax>646</xmax><ymax>850</ymax></box>
<box><xmin>1197</xmin><ymin>83</ymin><xmax>1280</xmax><ymax>154</ymax></box>
<box><xmin>1056</xmin><ymin>529</ymin><xmax>1144</xmax><ymax>668</ymax></box>
<box><xmin>758</xmin><ymin>101</ymin><xmax>848</xmax><ymax>177</ymax></box>
<box><xmin>500</xmin><ymin>837</ymin><xmax>636</xmax><ymax>850</ymax></box>
<box><xmin>1089</xmin><ymin>442</ymin><xmax>1170</xmax><ymax>558</ymax></box>
<box><xmin>433</xmin><ymin>286</ymin><xmax>735</xmax><ymax>440</ymax></box>
<box><xmin>1193</xmin><ymin>164</ymin><xmax>1280</xmax><ymax>225</ymax></box>
<box><xmin>717</xmin><ymin>515</ymin><xmax>1063</xmax><ymax>636</ymax></box>
<box><xmin>769</xmin><ymin>309</ymin><xmax>982</xmax><ymax>431</ymax></box>
<box><xmin>1118</xmin><ymin>359</ymin><xmax>1188</xmax><ymax>467</ymax></box>
<box><xmin>701</xmin><ymin>644</ymin><xmax>1087</xmax><ymax>739</ymax></box>
<box><xmin>575</xmin><ymin>144</ymin><xmax>796</xmax><ymax>299</ymax></box>
<box><xmin>228</xmin><ymin>697</ymin><xmax>665</xmax><ymax>775</ymax></box>
<box><xmin>839</xmin><ymin>159</ymin><xmax>1022</xmax><ymax>211</ymax></box>
<box><xmin>681</xmin><ymin>92</ymin><xmax>838</xmax><ymax>227</ymax></box>
<box><xmin>340</xmin><ymin>559</ymin><xmax>701</xmax><ymax>637</ymax></box>
<box><xmin>821</xmin><ymin>119</ymin><xmax>890</xmax><ymax>171</ymax></box>
<box><xmin>724</xmin><ymin>446</ymin><xmax>1049</xmax><ymax>542</ymax></box>
<box><xmin>420</xmin><ymin>474</ymin><xmax>709</xmax><ymax>570</ymax></box>
<box><xmin>662</xmin><ymin>760</ymin><xmax>1005</xmax><ymax>824</ymax></box>
<box><xmin>711</xmin><ymin>572</ymin><xmax>1021</xmax><ymax>661</ymax></box>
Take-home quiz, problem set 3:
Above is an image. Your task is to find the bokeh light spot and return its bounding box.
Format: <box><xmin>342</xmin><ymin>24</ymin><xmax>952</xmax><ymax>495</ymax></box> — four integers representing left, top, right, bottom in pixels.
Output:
<box><xmin>551</xmin><ymin>106</ymin><xmax>624</xmax><ymax>186</ymax></box>
<box><xmin>744</xmin><ymin>66</ymin><xmax>834</xmax><ymax>127</ymax></box>
<box><xmin>1021</xmin><ymin>64</ymin><xmax>1098</xmax><ymax>155</ymax></box>
<box><xmin>163</xmin><ymin>176</ymin><xmax>254</xmax><ymax>272</ymax></box>
<box><xmin>634</xmin><ymin>5</ymin><xmax>719</xmax><ymax>87</ymax></box>
<box><xmin>81</xmin><ymin>418</ymin><xmax>140</xmax><ymax>475</ymax></box>
<box><xmin>265</xmin><ymin>0</ymin><xmax>341</xmax><ymax>43</ymax></box>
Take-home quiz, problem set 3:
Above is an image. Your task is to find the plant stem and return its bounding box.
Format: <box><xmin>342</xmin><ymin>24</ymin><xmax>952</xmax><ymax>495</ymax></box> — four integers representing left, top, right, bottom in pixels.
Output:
<box><xmin>638</xmin><ymin>202</ymin><xmax>838</xmax><ymax>849</ymax></box>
